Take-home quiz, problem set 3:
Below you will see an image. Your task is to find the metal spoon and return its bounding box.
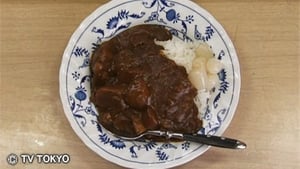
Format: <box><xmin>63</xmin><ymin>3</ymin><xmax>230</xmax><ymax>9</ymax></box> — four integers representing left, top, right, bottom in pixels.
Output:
<box><xmin>114</xmin><ymin>130</ymin><xmax>247</xmax><ymax>149</ymax></box>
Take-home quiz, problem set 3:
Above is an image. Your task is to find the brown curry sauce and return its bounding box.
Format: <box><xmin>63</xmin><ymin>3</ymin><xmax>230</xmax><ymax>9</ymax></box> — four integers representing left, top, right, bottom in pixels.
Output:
<box><xmin>90</xmin><ymin>25</ymin><xmax>202</xmax><ymax>137</ymax></box>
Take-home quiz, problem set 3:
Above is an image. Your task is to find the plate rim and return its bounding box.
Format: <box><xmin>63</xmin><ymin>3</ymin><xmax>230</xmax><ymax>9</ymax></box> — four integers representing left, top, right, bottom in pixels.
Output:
<box><xmin>59</xmin><ymin>0</ymin><xmax>241</xmax><ymax>168</ymax></box>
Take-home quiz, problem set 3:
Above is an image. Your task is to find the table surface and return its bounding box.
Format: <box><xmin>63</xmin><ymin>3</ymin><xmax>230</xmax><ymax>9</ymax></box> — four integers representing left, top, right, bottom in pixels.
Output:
<box><xmin>1</xmin><ymin>0</ymin><xmax>299</xmax><ymax>168</ymax></box>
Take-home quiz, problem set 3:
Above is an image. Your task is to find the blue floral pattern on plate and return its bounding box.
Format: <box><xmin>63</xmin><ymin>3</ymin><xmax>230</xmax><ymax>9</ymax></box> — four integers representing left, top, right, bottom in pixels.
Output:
<box><xmin>59</xmin><ymin>0</ymin><xmax>240</xmax><ymax>168</ymax></box>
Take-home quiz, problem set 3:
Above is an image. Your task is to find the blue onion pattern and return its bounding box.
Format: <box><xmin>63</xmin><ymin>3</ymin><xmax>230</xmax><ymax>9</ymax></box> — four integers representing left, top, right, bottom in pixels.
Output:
<box><xmin>75</xmin><ymin>90</ymin><xmax>86</xmax><ymax>101</ymax></box>
<box><xmin>107</xmin><ymin>16</ymin><xmax>119</xmax><ymax>29</ymax></box>
<box><xmin>213</xmin><ymin>68</ymin><xmax>229</xmax><ymax>108</ymax></box>
<box><xmin>93</xmin><ymin>120</ymin><xmax>127</xmax><ymax>149</ymax></box>
<box><xmin>99</xmin><ymin>133</ymin><xmax>111</xmax><ymax>144</ymax></box>
<box><xmin>155</xmin><ymin>143</ymin><xmax>176</xmax><ymax>161</ymax></box>
<box><xmin>73</xmin><ymin>46</ymin><xmax>90</xmax><ymax>57</ymax></box>
<box><xmin>69</xmin><ymin>73</ymin><xmax>93</xmax><ymax>128</ymax></box>
<box><xmin>166</xmin><ymin>9</ymin><xmax>176</xmax><ymax>21</ymax></box>
<box><xmin>148</xmin><ymin>11</ymin><xmax>159</xmax><ymax>21</ymax></box>
<box><xmin>110</xmin><ymin>140</ymin><xmax>126</xmax><ymax>149</ymax></box>
<box><xmin>143</xmin><ymin>0</ymin><xmax>193</xmax><ymax>34</ymax></box>
<box><xmin>181</xmin><ymin>141</ymin><xmax>190</xmax><ymax>150</ymax></box>
<box><xmin>129</xmin><ymin>141</ymin><xmax>157</xmax><ymax>158</ymax></box>
<box><xmin>79</xmin><ymin>58</ymin><xmax>90</xmax><ymax>69</ymax></box>
<box><xmin>194</xmin><ymin>25</ymin><xmax>215</xmax><ymax>42</ymax></box>
<box><xmin>218</xmin><ymin>50</ymin><xmax>226</xmax><ymax>60</ymax></box>
<box><xmin>92</xmin><ymin>9</ymin><xmax>145</xmax><ymax>42</ymax></box>
<box><xmin>71</xmin><ymin>71</ymin><xmax>80</xmax><ymax>80</ymax></box>
<box><xmin>156</xmin><ymin>148</ymin><xmax>169</xmax><ymax>161</ymax></box>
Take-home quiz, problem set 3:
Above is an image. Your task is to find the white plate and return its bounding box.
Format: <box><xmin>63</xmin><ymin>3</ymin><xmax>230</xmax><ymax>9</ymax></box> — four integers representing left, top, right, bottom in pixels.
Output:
<box><xmin>59</xmin><ymin>0</ymin><xmax>240</xmax><ymax>168</ymax></box>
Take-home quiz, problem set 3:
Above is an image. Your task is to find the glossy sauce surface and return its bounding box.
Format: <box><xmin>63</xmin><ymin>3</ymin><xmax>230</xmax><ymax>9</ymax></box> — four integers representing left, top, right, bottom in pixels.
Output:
<box><xmin>90</xmin><ymin>25</ymin><xmax>202</xmax><ymax>137</ymax></box>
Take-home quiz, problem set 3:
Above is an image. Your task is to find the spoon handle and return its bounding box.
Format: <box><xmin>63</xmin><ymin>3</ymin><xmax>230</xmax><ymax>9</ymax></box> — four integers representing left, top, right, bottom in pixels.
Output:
<box><xmin>183</xmin><ymin>134</ymin><xmax>246</xmax><ymax>149</ymax></box>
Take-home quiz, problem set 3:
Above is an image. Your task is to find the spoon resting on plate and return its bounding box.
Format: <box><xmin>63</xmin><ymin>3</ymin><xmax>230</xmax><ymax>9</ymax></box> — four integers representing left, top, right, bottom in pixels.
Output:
<box><xmin>113</xmin><ymin>130</ymin><xmax>246</xmax><ymax>149</ymax></box>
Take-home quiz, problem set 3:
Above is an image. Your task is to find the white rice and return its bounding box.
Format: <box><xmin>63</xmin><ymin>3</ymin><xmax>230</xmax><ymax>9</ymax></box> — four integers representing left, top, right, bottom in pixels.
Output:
<box><xmin>155</xmin><ymin>38</ymin><xmax>210</xmax><ymax>119</ymax></box>
<box><xmin>155</xmin><ymin>38</ymin><xmax>198</xmax><ymax>73</ymax></box>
